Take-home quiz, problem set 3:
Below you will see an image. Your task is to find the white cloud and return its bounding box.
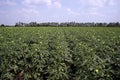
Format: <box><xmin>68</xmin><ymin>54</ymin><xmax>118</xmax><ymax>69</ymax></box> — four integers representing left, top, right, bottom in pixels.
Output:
<box><xmin>77</xmin><ymin>0</ymin><xmax>117</xmax><ymax>8</ymax></box>
<box><xmin>109</xmin><ymin>0</ymin><xmax>116</xmax><ymax>6</ymax></box>
<box><xmin>76</xmin><ymin>0</ymin><xmax>118</xmax><ymax>17</ymax></box>
<box><xmin>67</xmin><ymin>8</ymin><xmax>80</xmax><ymax>16</ymax></box>
<box><xmin>67</xmin><ymin>8</ymin><xmax>71</xmax><ymax>12</ymax></box>
<box><xmin>89</xmin><ymin>12</ymin><xmax>99</xmax><ymax>15</ymax></box>
<box><xmin>89</xmin><ymin>0</ymin><xmax>106</xmax><ymax>7</ymax></box>
<box><xmin>89</xmin><ymin>0</ymin><xmax>117</xmax><ymax>7</ymax></box>
<box><xmin>23</xmin><ymin>0</ymin><xmax>52</xmax><ymax>6</ymax></box>
<box><xmin>53</xmin><ymin>1</ymin><xmax>61</xmax><ymax>8</ymax></box>
<box><xmin>17</xmin><ymin>8</ymin><xmax>40</xmax><ymax>18</ymax></box>
<box><xmin>0</xmin><ymin>0</ymin><xmax>16</xmax><ymax>6</ymax></box>
<box><xmin>23</xmin><ymin>0</ymin><xmax>62</xmax><ymax>8</ymax></box>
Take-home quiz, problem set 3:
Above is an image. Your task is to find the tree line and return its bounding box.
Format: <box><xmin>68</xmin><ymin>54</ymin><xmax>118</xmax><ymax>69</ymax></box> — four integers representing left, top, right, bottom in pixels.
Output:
<box><xmin>1</xmin><ymin>22</ymin><xmax>120</xmax><ymax>27</ymax></box>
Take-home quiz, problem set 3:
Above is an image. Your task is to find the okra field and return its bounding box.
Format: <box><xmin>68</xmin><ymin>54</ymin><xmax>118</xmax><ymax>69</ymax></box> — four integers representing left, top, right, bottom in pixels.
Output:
<box><xmin>0</xmin><ymin>27</ymin><xmax>120</xmax><ymax>80</ymax></box>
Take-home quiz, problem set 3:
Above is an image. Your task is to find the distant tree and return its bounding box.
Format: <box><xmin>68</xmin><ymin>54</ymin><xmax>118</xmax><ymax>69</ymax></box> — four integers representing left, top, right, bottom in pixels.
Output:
<box><xmin>28</xmin><ymin>22</ymin><xmax>37</xmax><ymax>27</ymax></box>
<box><xmin>1</xmin><ymin>24</ymin><xmax>5</xmax><ymax>27</ymax></box>
<box><xmin>115</xmin><ymin>22</ymin><xmax>120</xmax><ymax>27</ymax></box>
<box><xmin>107</xmin><ymin>22</ymin><xmax>116</xmax><ymax>27</ymax></box>
<box><xmin>15</xmin><ymin>23</ymin><xmax>19</xmax><ymax>27</ymax></box>
<box><xmin>15</xmin><ymin>22</ymin><xmax>26</xmax><ymax>27</ymax></box>
<box><xmin>13</xmin><ymin>22</ymin><xmax>120</xmax><ymax>27</ymax></box>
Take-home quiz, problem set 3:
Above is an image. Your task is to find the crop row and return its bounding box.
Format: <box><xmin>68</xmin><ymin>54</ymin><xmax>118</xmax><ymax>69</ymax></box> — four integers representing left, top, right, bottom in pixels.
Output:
<box><xmin>0</xmin><ymin>27</ymin><xmax>120</xmax><ymax>80</ymax></box>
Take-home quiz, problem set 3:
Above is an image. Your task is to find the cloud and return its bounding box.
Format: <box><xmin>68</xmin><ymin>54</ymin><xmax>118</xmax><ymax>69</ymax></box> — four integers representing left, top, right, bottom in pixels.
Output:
<box><xmin>76</xmin><ymin>0</ymin><xmax>119</xmax><ymax>17</ymax></box>
<box><xmin>89</xmin><ymin>0</ymin><xmax>106</xmax><ymax>7</ymax></box>
<box><xmin>0</xmin><ymin>0</ymin><xmax>119</xmax><ymax>25</ymax></box>
<box><xmin>23</xmin><ymin>0</ymin><xmax>52</xmax><ymax>6</ymax></box>
<box><xmin>53</xmin><ymin>1</ymin><xmax>61</xmax><ymax>8</ymax></box>
<box><xmin>109</xmin><ymin>0</ymin><xmax>116</xmax><ymax>6</ymax></box>
<box><xmin>89</xmin><ymin>0</ymin><xmax>117</xmax><ymax>7</ymax></box>
<box><xmin>77</xmin><ymin>0</ymin><xmax>117</xmax><ymax>8</ymax></box>
<box><xmin>17</xmin><ymin>8</ymin><xmax>40</xmax><ymax>18</ymax></box>
<box><xmin>22</xmin><ymin>0</ymin><xmax>62</xmax><ymax>8</ymax></box>
<box><xmin>0</xmin><ymin>0</ymin><xmax>17</xmax><ymax>6</ymax></box>
<box><xmin>67</xmin><ymin>8</ymin><xmax>80</xmax><ymax>16</ymax></box>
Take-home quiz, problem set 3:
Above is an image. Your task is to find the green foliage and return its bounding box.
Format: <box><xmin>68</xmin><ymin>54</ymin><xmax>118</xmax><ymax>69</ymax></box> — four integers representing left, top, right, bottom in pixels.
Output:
<box><xmin>0</xmin><ymin>27</ymin><xmax>120</xmax><ymax>80</ymax></box>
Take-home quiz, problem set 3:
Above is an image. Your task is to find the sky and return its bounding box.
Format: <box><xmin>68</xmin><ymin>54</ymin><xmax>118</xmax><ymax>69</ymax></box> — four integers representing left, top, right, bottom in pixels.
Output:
<box><xmin>0</xmin><ymin>0</ymin><xmax>120</xmax><ymax>25</ymax></box>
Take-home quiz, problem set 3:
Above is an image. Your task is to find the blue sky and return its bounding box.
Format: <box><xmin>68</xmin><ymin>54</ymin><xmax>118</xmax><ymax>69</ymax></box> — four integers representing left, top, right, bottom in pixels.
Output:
<box><xmin>0</xmin><ymin>0</ymin><xmax>120</xmax><ymax>25</ymax></box>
